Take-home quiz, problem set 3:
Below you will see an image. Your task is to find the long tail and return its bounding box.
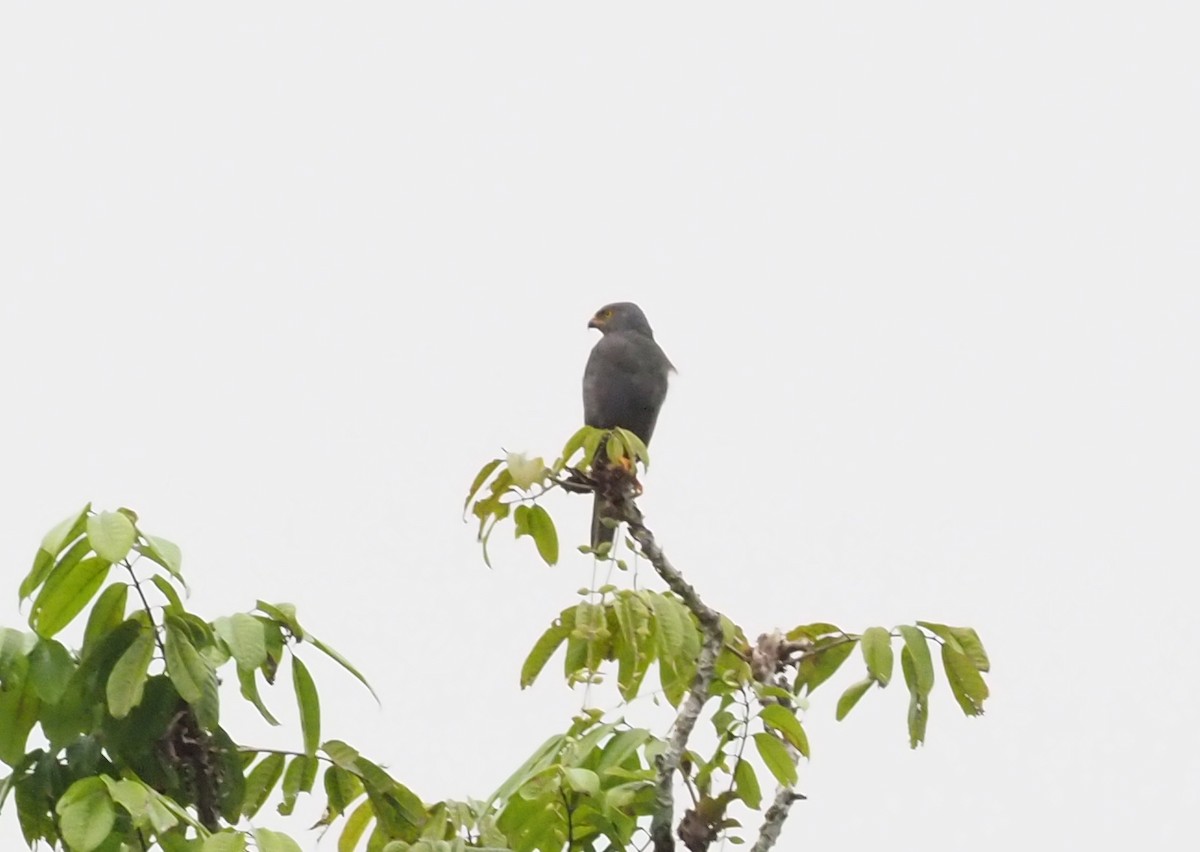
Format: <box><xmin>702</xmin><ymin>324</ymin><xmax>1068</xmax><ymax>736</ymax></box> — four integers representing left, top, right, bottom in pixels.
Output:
<box><xmin>591</xmin><ymin>492</ymin><xmax>617</xmax><ymax>553</ymax></box>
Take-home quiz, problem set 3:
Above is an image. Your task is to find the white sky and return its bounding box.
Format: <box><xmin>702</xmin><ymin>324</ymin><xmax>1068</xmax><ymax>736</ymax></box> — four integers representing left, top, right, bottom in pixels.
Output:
<box><xmin>2</xmin><ymin>4</ymin><xmax>1197</xmax><ymax>850</ymax></box>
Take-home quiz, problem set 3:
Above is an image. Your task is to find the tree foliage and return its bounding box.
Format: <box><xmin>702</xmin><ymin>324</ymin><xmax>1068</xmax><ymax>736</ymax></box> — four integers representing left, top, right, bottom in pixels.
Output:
<box><xmin>2</xmin><ymin>429</ymin><xmax>991</xmax><ymax>851</ymax></box>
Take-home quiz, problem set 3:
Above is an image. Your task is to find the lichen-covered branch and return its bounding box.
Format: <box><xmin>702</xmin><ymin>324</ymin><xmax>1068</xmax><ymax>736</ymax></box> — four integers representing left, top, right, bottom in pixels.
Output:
<box><xmin>619</xmin><ymin>495</ymin><xmax>724</xmax><ymax>852</ymax></box>
<box><xmin>752</xmin><ymin>787</ymin><xmax>805</xmax><ymax>852</ymax></box>
<box><xmin>749</xmin><ymin>638</ymin><xmax>807</xmax><ymax>851</ymax></box>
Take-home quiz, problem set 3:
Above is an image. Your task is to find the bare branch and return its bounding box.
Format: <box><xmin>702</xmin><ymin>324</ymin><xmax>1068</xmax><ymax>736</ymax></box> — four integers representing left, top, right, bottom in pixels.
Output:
<box><xmin>615</xmin><ymin>489</ymin><xmax>724</xmax><ymax>852</ymax></box>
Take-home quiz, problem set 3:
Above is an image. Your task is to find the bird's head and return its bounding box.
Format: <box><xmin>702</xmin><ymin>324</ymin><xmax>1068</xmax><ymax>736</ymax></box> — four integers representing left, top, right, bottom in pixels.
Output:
<box><xmin>588</xmin><ymin>302</ymin><xmax>654</xmax><ymax>336</ymax></box>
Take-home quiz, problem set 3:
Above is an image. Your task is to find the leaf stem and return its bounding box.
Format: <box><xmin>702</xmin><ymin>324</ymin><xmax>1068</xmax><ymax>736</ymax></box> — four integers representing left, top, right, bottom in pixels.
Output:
<box><xmin>123</xmin><ymin>559</ymin><xmax>167</xmax><ymax>659</ymax></box>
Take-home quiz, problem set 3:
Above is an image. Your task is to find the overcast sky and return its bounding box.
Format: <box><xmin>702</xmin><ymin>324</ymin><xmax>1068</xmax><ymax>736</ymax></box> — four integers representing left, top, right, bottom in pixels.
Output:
<box><xmin>2</xmin><ymin>4</ymin><xmax>1197</xmax><ymax>850</ymax></box>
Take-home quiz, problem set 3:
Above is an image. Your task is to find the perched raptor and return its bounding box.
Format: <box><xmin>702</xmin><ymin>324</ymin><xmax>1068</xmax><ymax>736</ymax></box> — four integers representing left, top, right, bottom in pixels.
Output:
<box><xmin>582</xmin><ymin>302</ymin><xmax>673</xmax><ymax>550</ymax></box>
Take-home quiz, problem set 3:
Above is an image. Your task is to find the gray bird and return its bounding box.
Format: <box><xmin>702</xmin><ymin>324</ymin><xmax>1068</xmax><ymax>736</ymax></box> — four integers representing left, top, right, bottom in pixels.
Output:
<box><xmin>582</xmin><ymin>302</ymin><xmax>673</xmax><ymax>550</ymax></box>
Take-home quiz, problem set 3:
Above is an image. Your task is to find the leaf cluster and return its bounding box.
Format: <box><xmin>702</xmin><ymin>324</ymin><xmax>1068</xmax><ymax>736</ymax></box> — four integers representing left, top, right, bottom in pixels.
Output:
<box><xmin>464</xmin><ymin>427</ymin><xmax>650</xmax><ymax>567</ymax></box>
<box><xmin>0</xmin><ymin>505</ymin><xmax>425</xmax><ymax>852</ymax></box>
<box><xmin>483</xmin><ymin>713</ymin><xmax>661</xmax><ymax>852</ymax></box>
<box><xmin>3</xmin><ymin>437</ymin><xmax>994</xmax><ymax>852</ymax></box>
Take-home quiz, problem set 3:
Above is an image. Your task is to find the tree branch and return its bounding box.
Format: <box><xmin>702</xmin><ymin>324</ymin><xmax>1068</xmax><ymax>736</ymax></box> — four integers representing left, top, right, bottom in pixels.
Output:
<box><xmin>123</xmin><ymin>559</ymin><xmax>168</xmax><ymax>660</ymax></box>
<box><xmin>752</xmin><ymin>787</ymin><xmax>805</xmax><ymax>852</ymax></box>
<box><xmin>618</xmin><ymin>494</ymin><xmax>724</xmax><ymax>852</ymax></box>
<box><xmin>750</xmin><ymin>668</ymin><xmax>806</xmax><ymax>851</ymax></box>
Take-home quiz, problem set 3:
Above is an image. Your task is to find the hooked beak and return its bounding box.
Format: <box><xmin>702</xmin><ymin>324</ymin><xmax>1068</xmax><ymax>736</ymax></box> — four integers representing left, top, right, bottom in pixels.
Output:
<box><xmin>588</xmin><ymin>316</ymin><xmax>604</xmax><ymax>330</ymax></box>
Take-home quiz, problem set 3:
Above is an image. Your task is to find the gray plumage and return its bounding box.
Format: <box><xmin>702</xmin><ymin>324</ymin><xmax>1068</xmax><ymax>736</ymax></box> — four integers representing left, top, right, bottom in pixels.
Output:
<box><xmin>582</xmin><ymin>302</ymin><xmax>673</xmax><ymax>549</ymax></box>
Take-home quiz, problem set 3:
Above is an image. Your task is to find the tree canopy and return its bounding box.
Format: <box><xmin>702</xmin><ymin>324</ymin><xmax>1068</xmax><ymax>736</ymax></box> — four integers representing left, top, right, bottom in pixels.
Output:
<box><xmin>1</xmin><ymin>428</ymin><xmax>989</xmax><ymax>851</ymax></box>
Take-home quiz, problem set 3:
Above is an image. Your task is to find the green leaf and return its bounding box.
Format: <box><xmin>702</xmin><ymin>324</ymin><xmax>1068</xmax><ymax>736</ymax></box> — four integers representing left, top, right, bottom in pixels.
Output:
<box><xmin>667</xmin><ymin>594</ymin><xmax>700</xmax><ymax>660</ymax></box>
<box><xmin>733</xmin><ymin>758</ymin><xmax>762</xmax><ymax>810</ymax></box>
<box><xmin>305</xmin><ymin>634</ymin><xmax>378</xmax><ymax>703</ymax></box>
<box><xmin>40</xmin><ymin>504</ymin><xmax>92</xmax><ymax>558</ymax></box>
<box><xmin>29</xmin><ymin>555</ymin><xmax>112</xmax><ymax>638</ymax></box>
<box><xmin>561</xmin><ymin>631</ymin><xmax>585</xmax><ymax>682</ymax></box>
<box><xmin>0</xmin><ymin>628</ymin><xmax>33</xmax><ymax>673</ymax></box>
<box><xmin>100</xmin><ymin>777</ymin><xmax>150</xmax><ymax>827</ymax></box>
<box><xmin>647</xmin><ymin>592</ymin><xmax>690</xmax><ymax>706</ymax></box>
<box><xmin>56</xmin><ymin>777</ymin><xmax>115</xmax><ymax>852</ymax></box>
<box><xmin>614</xmin><ymin>428</ymin><xmax>650</xmax><ymax>468</ymax></box>
<box><xmin>212</xmin><ymin>729</ymin><xmax>246</xmax><ymax>824</ymax></box>
<box><xmin>278</xmin><ymin>754</ymin><xmax>317</xmax><ymax>816</ymax></box>
<box><xmin>604</xmin><ymin>781</ymin><xmax>644</xmax><ymax>813</ymax></box>
<box><xmin>163</xmin><ymin>617</ymin><xmax>213</xmax><ymax>705</ymax></box>
<box><xmin>896</xmin><ymin>625</ymin><xmax>934</xmax><ymax>696</ymax></box>
<box><xmin>760</xmin><ymin>704</ymin><xmax>810</xmax><ymax>757</ymax></box>
<box><xmin>512</xmin><ymin>503</ymin><xmax>530</xmax><ymax>534</ymax></box>
<box><xmin>647</xmin><ymin>592</ymin><xmax>685</xmax><ymax>661</ymax></box>
<box><xmin>596</xmin><ymin>727</ymin><xmax>652</xmax><ymax>776</ymax></box>
<box><xmin>136</xmin><ymin>535</ymin><xmax>187</xmax><ymax>588</ymax></box>
<box><xmin>526</xmin><ymin>505</ymin><xmax>559</xmax><ymax>566</ymax></box>
<box><xmin>237</xmin><ymin>664</ymin><xmax>280</xmax><ymax>726</ymax></box>
<box><xmin>144</xmin><ymin>575</ymin><xmax>183</xmax><ymax>616</ymax></box>
<box><xmin>942</xmin><ymin>645</ymin><xmax>989</xmax><ymax>716</ymax></box>
<box><xmin>323</xmin><ymin>765</ymin><xmax>364</xmax><ymax>819</ymax></box>
<box><xmin>322</xmin><ymin>739</ymin><xmax>362</xmax><ymax>770</ymax></box>
<box><xmin>916</xmin><ymin>621</ymin><xmax>964</xmax><ymax>654</ymax></box>
<box><xmin>174</xmin><ymin>611</ymin><xmax>214</xmax><ymax>648</ymax></box>
<box><xmin>581</xmin><ymin>428</ymin><xmax>606</xmax><ymax>469</ymax></box>
<box><xmin>22</xmin><ymin>504</ymin><xmax>91</xmax><ymax>600</ymax></box>
<box><xmin>13</xmin><ymin>753</ymin><xmax>55</xmax><ymax>844</ymax></box>
<box><xmin>464</xmin><ymin>458</ymin><xmax>503</xmax><ymax>515</ymax></box>
<box><xmin>514</xmin><ymin>504</ymin><xmax>560</xmax><ymax>567</ymax></box>
<box><xmin>255</xmin><ymin>600</ymin><xmax>304</xmax><ymax>638</ymax></box>
<box><xmin>119</xmin><ymin>780</ymin><xmax>177</xmax><ymax>833</ymax></box>
<box><xmin>243</xmin><ymin>752</ymin><xmax>286</xmax><ymax>818</ymax></box>
<box><xmin>255</xmin><ymin>827</ymin><xmax>304</xmax><ymax>852</ymax></box>
<box><xmin>339</xmin><ymin>799</ymin><xmax>375</xmax><ymax>852</ymax></box>
<box><xmin>0</xmin><ymin>673</ymin><xmax>40</xmax><ymax>767</ymax></box>
<box><xmin>22</xmin><ymin>549</ymin><xmax>57</xmax><ymax>605</ymax></box>
<box><xmin>292</xmin><ymin>656</ymin><xmax>321</xmax><ymax>757</ymax></box>
<box><xmin>484</xmin><ymin>732</ymin><xmax>566</xmax><ymax>809</ymax></box>
<box><xmin>31</xmin><ymin>535</ymin><xmax>92</xmax><ymax>605</ymax></box>
<box><xmin>214</xmin><ymin>613</ymin><xmax>268</xmax><ymax>671</ymax></box>
<box><xmin>148</xmin><ymin>782</ymin><xmax>211</xmax><ymax>834</ymax></box>
<box><xmin>520</xmin><ymin>611</ymin><xmax>572</xmax><ymax>688</ymax></box>
<box><xmin>901</xmin><ymin>647</ymin><xmax>929</xmax><ymax>748</ymax></box>
<box><xmin>560</xmin><ymin>425</ymin><xmax>594</xmax><ymax>466</ymax></box>
<box><xmin>87</xmin><ymin>511</ymin><xmax>137</xmax><ymax>564</ymax></box>
<box><xmin>353</xmin><ymin>756</ymin><xmax>424</xmax><ymax>822</ymax></box>
<box><xmin>562</xmin><ymin>767</ymin><xmax>600</xmax><ymax>796</ymax></box>
<box><xmin>612</xmin><ymin>592</ymin><xmax>650</xmax><ymax>702</ymax></box>
<box><xmin>66</xmin><ymin>735</ymin><xmax>102</xmax><ymax>780</ymax></box>
<box><xmin>196</xmin><ymin>681</ymin><xmax>221</xmax><ymax>733</ymax></box>
<box><xmin>752</xmin><ymin>733</ymin><xmax>797</xmax><ymax>787</ymax></box>
<box><xmin>82</xmin><ymin>583</ymin><xmax>128</xmax><ymax>655</ymax></box>
<box><xmin>796</xmin><ymin>638</ymin><xmax>857</xmax><ymax>695</ymax></box>
<box><xmin>606</xmin><ymin>432</ymin><xmax>626</xmax><ymax>466</ymax></box>
<box><xmin>835</xmin><ymin>677</ymin><xmax>874</xmax><ymax>721</ymax></box>
<box><xmin>860</xmin><ymin>627</ymin><xmax>894</xmax><ymax>687</ymax></box>
<box><xmin>786</xmin><ymin>622</ymin><xmax>841</xmax><ymax>641</ymax></box>
<box><xmin>947</xmin><ymin>626</ymin><xmax>990</xmax><ymax>673</ymax></box>
<box><xmin>106</xmin><ymin>625</ymin><xmax>156</xmax><ymax>718</ymax></box>
<box><xmin>203</xmin><ymin>831</ymin><xmax>248</xmax><ymax>852</ymax></box>
<box><xmin>28</xmin><ymin>638</ymin><xmax>75</xmax><ymax>703</ymax></box>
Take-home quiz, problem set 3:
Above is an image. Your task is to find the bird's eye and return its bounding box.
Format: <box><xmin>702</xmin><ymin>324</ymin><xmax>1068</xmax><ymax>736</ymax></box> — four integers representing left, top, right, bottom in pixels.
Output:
<box><xmin>599</xmin><ymin>309</ymin><xmax>613</xmax><ymax>319</ymax></box>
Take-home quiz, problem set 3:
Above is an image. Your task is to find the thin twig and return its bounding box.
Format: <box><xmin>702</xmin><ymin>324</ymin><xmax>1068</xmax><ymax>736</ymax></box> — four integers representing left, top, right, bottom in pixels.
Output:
<box><xmin>235</xmin><ymin>746</ymin><xmax>337</xmax><ymax>765</ymax></box>
<box><xmin>561</xmin><ymin>789</ymin><xmax>575</xmax><ymax>850</ymax></box>
<box><xmin>123</xmin><ymin>560</ymin><xmax>168</xmax><ymax>659</ymax></box>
